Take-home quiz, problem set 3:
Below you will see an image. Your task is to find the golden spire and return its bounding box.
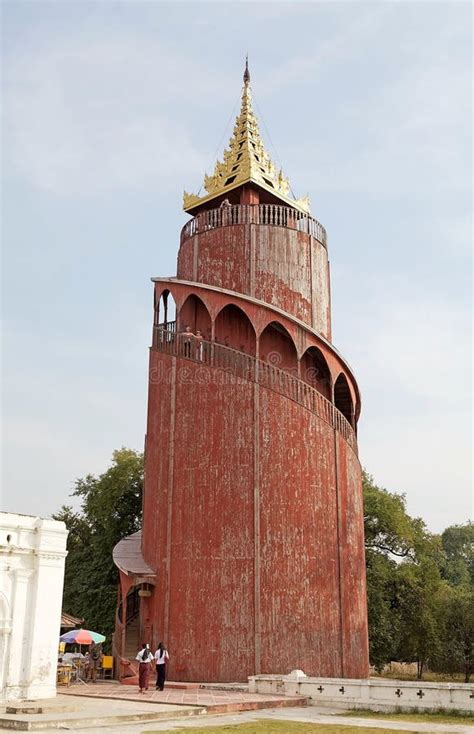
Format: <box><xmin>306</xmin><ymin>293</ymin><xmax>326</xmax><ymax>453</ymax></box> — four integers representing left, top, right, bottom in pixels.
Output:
<box><xmin>183</xmin><ymin>61</ymin><xmax>310</xmax><ymax>214</ymax></box>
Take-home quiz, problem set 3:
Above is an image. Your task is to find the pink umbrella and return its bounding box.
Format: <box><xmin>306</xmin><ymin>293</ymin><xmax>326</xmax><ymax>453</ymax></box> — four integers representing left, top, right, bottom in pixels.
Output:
<box><xmin>60</xmin><ymin>628</ymin><xmax>105</xmax><ymax>644</ymax></box>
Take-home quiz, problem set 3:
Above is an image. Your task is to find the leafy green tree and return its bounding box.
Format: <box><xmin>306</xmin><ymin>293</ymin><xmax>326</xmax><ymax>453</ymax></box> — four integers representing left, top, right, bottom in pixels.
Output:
<box><xmin>363</xmin><ymin>471</ymin><xmax>427</xmax><ymax>559</ymax></box>
<box><xmin>364</xmin><ymin>472</ymin><xmax>424</xmax><ymax>670</ymax></box>
<box><xmin>363</xmin><ymin>473</ymin><xmax>474</xmax><ymax>679</ymax></box>
<box><xmin>440</xmin><ymin>523</ymin><xmax>474</xmax><ymax>587</ymax></box>
<box><xmin>432</xmin><ymin>584</ymin><xmax>474</xmax><ymax>682</ymax></box>
<box><xmin>395</xmin><ymin>558</ymin><xmax>442</xmax><ymax>678</ymax></box>
<box><xmin>53</xmin><ymin>448</ymin><xmax>143</xmax><ymax>646</ymax></box>
<box><xmin>365</xmin><ymin>550</ymin><xmax>401</xmax><ymax>671</ymax></box>
<box><xmin>363</xmin><ymin>472</ymin><xmax>444</xmax><ymax>675</ymax></box>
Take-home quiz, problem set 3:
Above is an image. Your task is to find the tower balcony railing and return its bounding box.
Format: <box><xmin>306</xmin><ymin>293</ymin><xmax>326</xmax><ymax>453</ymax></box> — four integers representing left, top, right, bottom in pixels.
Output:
<box><xmin>181</xmin><ymin>204</ymin><xmax>327</xmax><ymax>247</ymax></box>
<box><xmin>152</xmin><ymin>325</ymin><xmax>357</xmax><ymax>453</ymax></box>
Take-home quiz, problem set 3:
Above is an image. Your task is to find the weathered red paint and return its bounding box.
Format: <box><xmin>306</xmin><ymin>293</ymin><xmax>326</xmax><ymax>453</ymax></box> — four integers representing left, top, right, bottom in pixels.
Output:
<box><xmin>114</xmin><ymin>195</ymin><xmax>369</xmax><ymax>682</ymax></box>
<box><xmin>177</xmin><ymin>224</ymin><xmax>331</xmax><ymax>340</ymax></box>
<box><xmin>152</xmin><ymin>280</ymin><xmax>359</xmax><ymax>416</ymax></box>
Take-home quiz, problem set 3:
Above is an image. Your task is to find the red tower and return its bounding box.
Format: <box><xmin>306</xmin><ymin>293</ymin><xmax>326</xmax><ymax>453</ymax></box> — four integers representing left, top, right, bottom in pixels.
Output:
<box><xmin>114</xmin><ymin>62</ymin><xmax>369</xmax><ymax>682</ymax></box>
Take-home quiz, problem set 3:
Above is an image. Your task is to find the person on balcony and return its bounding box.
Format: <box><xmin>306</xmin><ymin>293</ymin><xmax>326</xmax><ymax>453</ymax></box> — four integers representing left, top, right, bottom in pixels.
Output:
<box><xmin>220</xmin><ymin>197</ymin><xmax>231</xmax><ymax>225</ymax></box>
<box><xmin>154</xmin><ymin>641</ymin><xmax>170</xmax><ymax>691</ymax></box>
<box><xmin>194</xmin><ymin>329</ymin><xmax>204</xmax><ymax>361</ymax></box>
<box><xmin>181</xmin><ymin>325</ymin><xmax>194</xmax><ymax>358</ymax></box>
<box><xmin>135</xmin><ymin>643</ymin><xmax>154</xmax><ymax>693</ymax></box>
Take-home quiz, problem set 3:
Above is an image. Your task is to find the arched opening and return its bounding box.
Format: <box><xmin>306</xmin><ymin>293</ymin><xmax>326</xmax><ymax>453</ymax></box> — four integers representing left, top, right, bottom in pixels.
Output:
<box><xmin>155</xmin><ymin>289</ymin><xmax>176</xmax><ymax>329</ymax></box>
<box><xmin>178</xmin><ymin>294</ymin><xmax>212</xmax><ymax>341</ymax></box>
<box><xmin>120</xmin><ymin>585</ymin><xmax>141</xmax><ymax>662</ymax></box>
<box><xmin>153</xmin><ymin>290</ymin><xmax>177</xmax><ymax>349</ymax></box>
<box><xmin>334</xmin><ymin>373</ymin><xmax>354</xmax><ymax>427</ymax></box>
<box><xmin>259</xmin><ymin>321</ymin><xmax>298</xmax><ymax>374</ymax></box>
<box><xmin>214</xmin><ymin>304</ymin><xmax>256</xmax><ymax>356</ymax></box>
<box><xmin>300</xmin><ymin>346</ymin><xmax>331</xmax><ymax>400</ymax></box>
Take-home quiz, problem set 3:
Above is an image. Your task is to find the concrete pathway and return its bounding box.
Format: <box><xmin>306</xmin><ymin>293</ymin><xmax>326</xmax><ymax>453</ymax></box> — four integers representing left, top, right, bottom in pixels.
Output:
<box><xmin>0</xmin><ymin>699</ymin><xmax>472</xmax><ymax>734</ymax></box>
<box><xmin>0</xmin><ymin>695</ymin><xmax>202</xmax><ymax>731</ymax></box>
<box><xmin>61</xmin><ymin>682</ymin><xmax>307</xmax><ymax>712</ymax></box>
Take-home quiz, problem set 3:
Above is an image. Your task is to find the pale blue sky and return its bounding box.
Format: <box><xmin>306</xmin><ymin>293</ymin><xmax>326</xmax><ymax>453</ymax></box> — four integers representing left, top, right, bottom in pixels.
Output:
<box><xmin>2</xmin><ymin>1</ymin><xmax>472</xmax><ymax>532</ymax></box>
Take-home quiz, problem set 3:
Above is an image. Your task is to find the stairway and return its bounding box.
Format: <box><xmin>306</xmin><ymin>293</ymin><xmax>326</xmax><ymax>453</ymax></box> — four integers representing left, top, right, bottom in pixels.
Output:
<box><xmin>120</xmin><ymin>616</ymin><xmax>140</xmax><ymax>684</ymax></box>
<box><xmin>123</xmin><ymin>616</ymin><xmax>140</xmax><ymax>659</ymax></box>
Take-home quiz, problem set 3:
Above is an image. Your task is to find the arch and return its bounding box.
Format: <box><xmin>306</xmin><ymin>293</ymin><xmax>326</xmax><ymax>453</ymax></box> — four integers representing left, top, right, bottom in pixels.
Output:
<box><xmin>257</xmin><ymin>314</ymin><xmax>298</xmax><ymax>352</ymax></box>
<box><xmin>334</xmin><ymin>372</ymin><xmax>354</xmax><ymax>427</ymax></box>
<box><xmin>259</xmin><ymin>321</ymin><xmax>298</xmax><ymax>374</ymax></box>
<box><xmin>178</xmin><ymin>294</ymin><xmax>212</xmax><ymax>341</ymax></box>
<box><xmin>155</xmin><ymin>289</ymin><xmax>177</xmax><ymax>328</ymax></box>
<box><xmin>214</xmin><ymin>303</ymin><xmax>256</xmax><ymax>356</ymax></box>
<box><xmin>300</xmin><ymin>346</ymin><xmax>331</xmax><ymax>400</ymax></box>
<box><xmin>215</xmin><ymin>298</ymin><xmax>255</xmax><ymax>329</ymax></box>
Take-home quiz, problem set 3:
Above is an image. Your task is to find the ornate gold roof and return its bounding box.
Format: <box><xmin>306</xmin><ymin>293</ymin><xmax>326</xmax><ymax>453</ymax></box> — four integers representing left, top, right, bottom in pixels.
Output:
<box><xmin>183</xmin><ymin>60</ymin><xmax>310</xmax><ymax>215</ymax></box>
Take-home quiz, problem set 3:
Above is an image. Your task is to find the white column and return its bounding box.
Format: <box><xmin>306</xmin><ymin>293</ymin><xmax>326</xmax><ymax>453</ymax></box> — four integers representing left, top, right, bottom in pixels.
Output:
<box><xmin>0</xmin><ymin>576</ymin><xmax>13</xmax><ymax>700</ymax></box>
<box><xmin>0</xmin><ymin>514</ymin><xmax>68</xmax><ymax>702</ymax></box>
<box><xmin>21</xmin><ymin>519</ymin><xmax>68</xmax><ymax>699</ymax></box>
<box><xmin>5</xmin><ymin>566</ymin><xmax>35</xmax><ymax>700</ymax></box>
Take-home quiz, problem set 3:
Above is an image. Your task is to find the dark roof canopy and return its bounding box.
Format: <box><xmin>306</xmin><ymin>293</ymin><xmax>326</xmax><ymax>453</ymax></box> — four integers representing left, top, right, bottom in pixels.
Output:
<box><xmin>61</xmin><ymin>612</ymin><xmax>84</xmax><ymax>629</ymax></box>
<box><xmin>113</xmin><ymin>530</ymin><xmax>155</xmax><ymax>577</ymax></box>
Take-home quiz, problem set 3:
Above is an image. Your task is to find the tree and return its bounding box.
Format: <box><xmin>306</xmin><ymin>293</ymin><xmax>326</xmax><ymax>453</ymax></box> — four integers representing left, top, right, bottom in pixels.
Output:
<box><xmin>440</xmin><ymin>523</ymin><xmax>474</xmax><ymax>587</ymax></box>
<box><xmin>53</xmin><ymin>448</ymin><xmax>143</xmax><ymax>646</ymax></box>
<box><xmin>365</xmin><ymin>549</ymin><xmax>401</xmax><ymax>671</ymax></box>
<box><xmin>432</xmin><ymin>584</ymin><xmax>474</xmax><ymax>683</ymax></box>
<box><xmin>363</xmin><ymin>472</ymin><xmax>421</xmax><ymax>670</ymax></box>
<box><xmin>435</xmin><ymin>523</ymin><xmax>474</xmax><ymax>681</ymax></box>
<box><xmin>363</xmin><ymin>472</ymin><xmax>443</xmax><ymax>675</ymax></box>
<box><xmin>395</xmin><ymin>558</ymin><xmax>442</xmax><ymax>678</ymax></box>
<box><xmin>363</xmin><ymin>471</ymin><xmax>427</xmax><ymax>560</ymax></box>
<box><xmin>363</xmin><ymin>473</ymin><xmax>474</xmax><ymax>679</ymax></box>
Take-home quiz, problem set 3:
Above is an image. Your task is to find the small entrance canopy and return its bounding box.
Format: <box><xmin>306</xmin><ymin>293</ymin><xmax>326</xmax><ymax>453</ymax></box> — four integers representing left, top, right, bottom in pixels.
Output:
<box><xmin>113</xmin><ymin>530</ymin><xmax>156</xmax><ymax>580</ymax></box>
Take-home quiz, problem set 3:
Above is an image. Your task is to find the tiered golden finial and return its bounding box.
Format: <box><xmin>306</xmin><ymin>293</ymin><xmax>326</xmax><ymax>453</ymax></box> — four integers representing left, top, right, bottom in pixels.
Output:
<box><xmin>183</xmin><ymin>59</ymin><xmax>310</xmax><ymax>214</ymax></box>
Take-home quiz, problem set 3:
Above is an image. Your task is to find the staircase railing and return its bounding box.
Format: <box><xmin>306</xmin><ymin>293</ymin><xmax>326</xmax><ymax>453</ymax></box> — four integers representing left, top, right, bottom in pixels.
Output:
<box><xmin>117</xmin><ymin>587</ymin><xmax>140</xmax><ymax>626</ymax></box>
<box><xmin>152</xmin><ymin>327</ymin><xmax>357</xmax><ymax>453</ymax></box>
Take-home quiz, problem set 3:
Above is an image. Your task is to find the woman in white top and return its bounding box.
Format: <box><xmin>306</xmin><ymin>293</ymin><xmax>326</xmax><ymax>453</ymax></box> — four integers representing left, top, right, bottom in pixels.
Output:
<box><xmin>154</xmin><ymin>641</ymin><xmax>170</xmax><ymax>691</ymax></box>
<box><xmin>135</xmin><ymin>643</ymin><xmax>154</xmax><ymax>692</ymax></box>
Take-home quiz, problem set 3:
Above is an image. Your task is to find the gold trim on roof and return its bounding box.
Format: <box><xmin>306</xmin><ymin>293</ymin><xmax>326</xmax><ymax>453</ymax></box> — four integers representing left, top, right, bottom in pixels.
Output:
<box><xmin>183</xmin><ymin>63</ymin><xmax>310</xmax><ymax>215</ymax></box>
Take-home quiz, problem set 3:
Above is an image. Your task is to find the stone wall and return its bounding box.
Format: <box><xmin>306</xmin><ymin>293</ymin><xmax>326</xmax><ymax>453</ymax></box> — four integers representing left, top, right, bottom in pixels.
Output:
<box><xmin>249</xmin><ymin>672</ymin><xmax>474</xmax><ymax>714</ymax></box>
<box><xmin>0</xmin><ymin>513</ymin><xmax>68</xmax><ymax>701</ymax></box>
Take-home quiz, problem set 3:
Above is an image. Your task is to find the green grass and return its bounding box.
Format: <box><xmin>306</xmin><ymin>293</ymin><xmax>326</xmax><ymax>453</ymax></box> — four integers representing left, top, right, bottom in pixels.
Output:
<box><xmin>152</xmin><ymin>721</ymin><xmax>419</xmax><ymax>734</ymax></box>
<box><xmin>341</xmin><ymin>708</ymin><xmax>474</xmax><ymax>725</ymax></box>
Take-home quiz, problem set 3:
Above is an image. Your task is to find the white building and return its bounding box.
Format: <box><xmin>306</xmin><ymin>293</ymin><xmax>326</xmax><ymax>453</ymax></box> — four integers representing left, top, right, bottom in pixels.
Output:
<box><xmin>0</xmin><ymin>513</ymin><xmax>68</xmax><ymax>701</ymax></box>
